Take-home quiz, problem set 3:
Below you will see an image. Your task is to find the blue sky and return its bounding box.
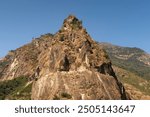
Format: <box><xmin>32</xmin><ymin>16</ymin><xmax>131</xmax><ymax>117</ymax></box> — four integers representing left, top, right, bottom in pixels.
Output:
<box><xmin>0</xmin><ymin>0</ymin><xmax>150</xmax><ymax>57</ymax></box>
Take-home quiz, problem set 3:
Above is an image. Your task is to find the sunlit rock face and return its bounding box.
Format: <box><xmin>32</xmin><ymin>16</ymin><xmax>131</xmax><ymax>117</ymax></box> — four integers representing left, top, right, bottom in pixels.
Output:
<box><xmin>31</xmin><ymin>15</ymin><xmax>128</xmax><ymax>100</ymax></box>
<box><xmin>0</xmin><ymin>15</ymin><xmax>129</xmax><ymax>100</ymax></box>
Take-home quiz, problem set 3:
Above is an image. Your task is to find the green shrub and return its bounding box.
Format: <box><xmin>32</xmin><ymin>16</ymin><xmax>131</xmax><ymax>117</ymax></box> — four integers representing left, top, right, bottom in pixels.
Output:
<box><xmin>0</xmin><ymin>76</ymin><xmax>32</xmax><ymax>100</ymax></box>
<box><xmin>61</xmin><ymin>92</ymin><xmax>72</xmax><ymax>99</ymax></box>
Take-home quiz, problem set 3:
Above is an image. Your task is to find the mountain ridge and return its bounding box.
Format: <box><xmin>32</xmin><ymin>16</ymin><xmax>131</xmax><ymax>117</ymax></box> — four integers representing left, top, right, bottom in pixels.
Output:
<box><xmin>100</xmin><ymin>42</ymin><xmax>150</xmax><ymax>99</ymax></box>
<box><xmin>100</xmin><ymin>42</ymin><xmax>150</xmax><ymax>80</ymax></box>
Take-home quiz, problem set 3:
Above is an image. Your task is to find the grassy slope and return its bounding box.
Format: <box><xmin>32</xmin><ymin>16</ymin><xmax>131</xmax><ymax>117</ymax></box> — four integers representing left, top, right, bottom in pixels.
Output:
<box><xmin>110</xmin><ymin>55</ymin><xmax>150</xmax><ymax>80</ymax></box>
<box><xmin>0</xmin><ymin>76</ymin><xmax>32</xmax><ymax>100</ymax></box>
<box><xmin>100</xmin><ymin>43</ymin><xmax>150</xmax><ymax>80</ymax></box>
<box><xmin>113</xmin><ymin>66</ymin><xmax>150</xmax><ymax>99</ymax></box>
<box><xmin>100</xmin><ymin>43</ymin><xmax>150</xmax><ymax>99</ymax></box>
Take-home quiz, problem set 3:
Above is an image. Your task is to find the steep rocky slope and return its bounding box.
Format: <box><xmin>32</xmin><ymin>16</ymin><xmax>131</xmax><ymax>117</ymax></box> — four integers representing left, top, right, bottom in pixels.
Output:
<box><xmin>0</xmin><ymin>15</ymin><xmax>128</xmax><ymax>100</ymax></box>
<box><xmin>100</xmin><ymin>43</ymin><xmax>150</xmax><ymax>99</ymax></box>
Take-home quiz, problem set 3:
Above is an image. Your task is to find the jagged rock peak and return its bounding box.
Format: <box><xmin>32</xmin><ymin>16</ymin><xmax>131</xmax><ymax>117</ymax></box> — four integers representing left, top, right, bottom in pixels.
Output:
<box><xmin>0</xmin><ymin>15</ymin><xmax>129</xmax><ymax>100</ymax></box>
<box><xmin>64</xmin><ymin>15</ymin><xmax>80</xmax><ymax>24</ymax></box>
<box><xmin>56</xmin><ymin>15</ymin><xmax>93</xmax><ymax>44</ymax></box>
<box><xmin>61</xmin><ymin>15</ymin><xmax>83</xmax><ymax>31</ymax></box>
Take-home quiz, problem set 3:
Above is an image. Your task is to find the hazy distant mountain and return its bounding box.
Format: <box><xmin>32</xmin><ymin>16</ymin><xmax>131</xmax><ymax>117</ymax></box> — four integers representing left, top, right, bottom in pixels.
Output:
<box><xmin>100</xmin><ymin>43</ymin><xmax>150</xmax><ymax>99</ymax></box>
<box><xmin>100</xmin><ymin>43</ymin><xmax>150</xmax><ymax>80</ymax></box>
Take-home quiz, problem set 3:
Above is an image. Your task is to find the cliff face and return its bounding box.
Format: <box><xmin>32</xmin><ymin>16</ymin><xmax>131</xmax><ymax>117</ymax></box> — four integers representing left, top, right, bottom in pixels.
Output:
<box><xmin>0</xmin><ymin>15</ymin><xmax>128</xmax><ymax>100</ymax></box>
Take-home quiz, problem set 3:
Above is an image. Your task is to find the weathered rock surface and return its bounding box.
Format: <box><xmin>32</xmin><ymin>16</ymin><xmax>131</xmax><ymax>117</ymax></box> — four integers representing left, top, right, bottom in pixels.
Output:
<box><xmin>0</xmin><ymin>15</ymin><xmax>128</xmax><ymax>100</ymax></box>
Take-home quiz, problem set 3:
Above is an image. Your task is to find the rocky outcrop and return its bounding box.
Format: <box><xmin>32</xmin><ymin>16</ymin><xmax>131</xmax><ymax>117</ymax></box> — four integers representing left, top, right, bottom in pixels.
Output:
<box><xmin>0</xmin><ymin>15</ymin><xmax>128</xmax><ymax>100</ymax></box>
<box><xmin>32</xmin><ymin>71</ymin><xmax>123</xmax><ymax>100</ymax></box>
<box><xmin>31</xmin><ymin>15</ymin><xmax>128</xmax><ymax>100</ymax></box>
